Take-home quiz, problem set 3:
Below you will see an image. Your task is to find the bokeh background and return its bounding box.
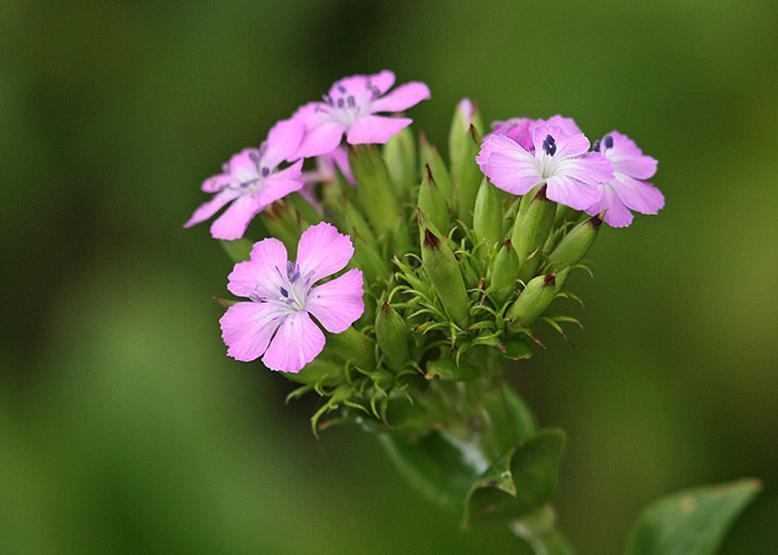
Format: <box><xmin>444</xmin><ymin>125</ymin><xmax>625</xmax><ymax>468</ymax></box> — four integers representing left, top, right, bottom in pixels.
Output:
<box><xmin>2</xmin><ymin>1</ymin><xmax>777</xmax><ymax>553</ymax></box>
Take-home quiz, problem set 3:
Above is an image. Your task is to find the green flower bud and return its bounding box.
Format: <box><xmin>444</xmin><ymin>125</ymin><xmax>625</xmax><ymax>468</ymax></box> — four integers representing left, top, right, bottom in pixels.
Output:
<box><xmin>327</xmin><ymin>327</ymin><xmax>375</xmax><ymax>368</ymax></box>
<box><xmin>418</xmin><ymin>164</ymin><xmax>449</xmax><ymax>234</ymax></box>
<box><xmin>547</xmin><ymin>216</ymin><xmax>602</xmax><ymax>271</ymax></box>
<box><xmin>473</xmin><ymin>179</ymin><xmax>504</xmax><ymax>248</ymax></box>
<box><xmin>349</xmin><ymin>145</ymin><xmax>402</xmax><ymax>238</ymax></box>
<box><xmin>421</xmin><ymin>228</ymin><xmax>470</xmax><ymax>328</ymax></box>
<box><xmin>260</xmin><ymin>199</ymin><xmax>306</xmax><ymax>256</ymax></box>
<box><xmin>321</xmin><ymin>169</ymin><xmax>350</xmax><ymax>227</ymax></box>
<box><xmin>352</xmin><ymin>234</ymin><xmax>391</xmax><ymax>286</ymax></box>
<box><xmin>507</xmin><ymin>273</ymin><xmax>558</xmax><ymax>326</ymax></box>
<box><xmin>375</xmin><ymin>302</ymin><xmax>411</xmax><ymax>371</ymax></box>
<box><xmin>345</xmin><ymin>201</ymin><xmax>378</xmax><ymax>250</ymax></box>
<box><xmin>384</xmin><ymin>126</ymin><xmax>417</xmax><ymax>198</ymax></box>
<box><xmin>511</xmin><ymin>186</ymin><xmax>556</xmax><ymax>281</ymax></box>
<box><xmin>489</xmin><ymin>240</ymin><xmax>520</xmax><ymax>303</ymax></box>
<box><xmin>419</xmin><ymin>132</ymin><xmax>454</xmax><ymax>203</ymax></box>
<box><xmin>449</xmin><ymin>99</ymin><xmax>484</xmax><ymax>171</ymax></box>
<box><xmin>452</xmin><ymin>125</ymin><xmax>483</xmax><ymax>226</ymax></box>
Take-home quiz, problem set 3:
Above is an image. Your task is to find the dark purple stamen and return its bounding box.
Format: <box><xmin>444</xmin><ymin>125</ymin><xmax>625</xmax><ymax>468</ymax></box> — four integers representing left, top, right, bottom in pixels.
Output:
<box><xmin>280</xmin><ymin>287</ymin><xmax>289</xmax><ymax>298</ymax></box>
<box><xmin>592</xmin><ymin>139</ymin><xmax>601</xmax><ymax>152</ymax></box>
<box><xmin>603</xmin><ymin>135</ymin><xmax>614</xmax><ymax>149</ymax></box>
<box><xmin>286</xmin><ymin>261</ymin><xmax>300</xmax><ymax>283</ymax></box>
<box><xmin>337</xmin><ymin>98</ymin><xmax>345</xmax><ymax>108</ymax></box>
<box><xmin>542</xmin><ymin>134</ymin><xmax>557</xmax><ymax>156</ymax></box>
<box><xmin>347</xmin><ymin>95</ymin><xmax>355</xmax><ymax>108</ymax></box>
<box><xmin>261</xmin><ymin>167</ymin><xmax>270</xmax><ymax>177</ymax></box>
<box><xmin>337</xmin><ymin>84</ymin><xmax>346</xmax><ymax>93</ymax></box>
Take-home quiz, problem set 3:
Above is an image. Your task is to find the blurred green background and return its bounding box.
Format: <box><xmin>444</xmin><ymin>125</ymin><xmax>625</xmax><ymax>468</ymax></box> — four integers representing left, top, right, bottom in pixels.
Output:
<box><xmin>2</xmin><ymin>1</ymin><xmax>777</xmax><ymax>553</ymax></box>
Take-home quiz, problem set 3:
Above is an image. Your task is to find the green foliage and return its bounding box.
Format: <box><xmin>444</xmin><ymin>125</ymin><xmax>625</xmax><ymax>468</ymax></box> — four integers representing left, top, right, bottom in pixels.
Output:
<box><xmin>624</xmin><ymin>479</ymin><xmax>761</xmax><ymax>555</ymax></box>
<box><xmin>219</xmin><ymin>238</ymin><xmax>254</xmax><ymax>263</ymax></box>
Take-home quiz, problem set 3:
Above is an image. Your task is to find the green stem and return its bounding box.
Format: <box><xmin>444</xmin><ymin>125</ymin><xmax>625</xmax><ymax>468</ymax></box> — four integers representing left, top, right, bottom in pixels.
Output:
<box><xmin>510</xmin><ymin>505</ymin><xmax>575</xmax><ymax>555</ymax></box>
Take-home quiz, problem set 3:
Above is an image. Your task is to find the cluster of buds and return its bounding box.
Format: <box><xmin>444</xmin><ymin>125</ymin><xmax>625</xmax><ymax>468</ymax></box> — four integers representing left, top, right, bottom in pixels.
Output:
<box><xmin>186</xmin><ymin>71</ymin><xmax>663</xmax><ymax>438</ymax></box>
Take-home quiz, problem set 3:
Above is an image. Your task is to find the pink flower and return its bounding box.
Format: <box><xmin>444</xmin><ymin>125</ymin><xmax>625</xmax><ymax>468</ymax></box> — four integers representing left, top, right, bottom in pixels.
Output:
<box><xmin>585</xmin><ymin>132</ymin><xmax>664</xmax><ymax>227</ymax></box>
<box><xmin>294</xmin><ymin>70</ymin><xmax>430</xmax><ymax>157</ymax></box>
<box><xmin>489</xmin><ymin>115</ymin><xmax>581</xmax><ymax>152</ymax></box>
<box><xmin>220</xmin><ymin>222</ymin><xmax>365</xmax><ymax>373</ymax></box>
<box><xmin>477</xmin><ymin>117</ymin><xmax>613</xmax><ymax>210</ymax></box>
<box><xmin>184</xmin><ymin>119</ymin><xmax>305</xmax><ymax>240</ymax></box>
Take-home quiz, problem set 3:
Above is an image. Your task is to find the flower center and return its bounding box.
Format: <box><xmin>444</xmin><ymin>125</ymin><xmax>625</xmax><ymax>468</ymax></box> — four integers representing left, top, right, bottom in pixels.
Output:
<box><xmin>318</xmin><ymin>82</ymin><xmax>379</xmax><ymax>127</ymax></box>
<box><xmin>228</xmin><ymin>148</ymin><xmax>270</xmax><ymax>193</ymax></box>
<box><xmin>274</xmin><ymin>261</ymin><xmax>313</xmax><ymax>312</ymax></box>
<box><xmin>537</xmin><ymin>134</ymin><xmax>560</xmax><ymax>178</ymax></box>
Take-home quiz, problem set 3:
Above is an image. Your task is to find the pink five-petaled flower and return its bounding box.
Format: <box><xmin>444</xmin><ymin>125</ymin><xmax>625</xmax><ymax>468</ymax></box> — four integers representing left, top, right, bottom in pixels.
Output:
<box><xmin>488</xmin><ymin>115</ymin><xmax>582</xmax><ymax>152</ymax></box>
<box><xmin>477</xmin><ymin>117</ymin><xmax>613</xmax><ymax>211</ymax></box>
<box><xmin>585</xmin><ymin>132</ymin><xmax>664</xmax><ymax>228</ymax></box>
<box><xmin>219</xmin><ymin>222</ymin><xmax>364</xmax><ymax>373</ymax></box>
<box><xmin>184</xmin><ymin>119</ymin><xmax>305</xmax><ymax>241</ymax></box>
<box><xmin>294</xmin><ymin>70</ymin><xmax>430</xmax><ymax>157</ymax></box>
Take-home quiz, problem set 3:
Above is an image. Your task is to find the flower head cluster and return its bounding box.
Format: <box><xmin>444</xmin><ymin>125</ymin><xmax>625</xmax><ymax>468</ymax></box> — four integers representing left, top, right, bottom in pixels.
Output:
<box><xmin>479</xmin><ymin>115</ymin><xmax>664</xmax><ymax>226</ymax></box>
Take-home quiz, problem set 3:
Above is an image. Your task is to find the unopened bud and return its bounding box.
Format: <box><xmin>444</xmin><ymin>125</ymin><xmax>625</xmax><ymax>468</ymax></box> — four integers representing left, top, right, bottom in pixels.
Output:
<box><xmin>489</xmin><ymin>240</ymin><xmax>520</xmax><ymax>303</ymax></box>
<box><xmin>384</xmin><ymin>126</ymin><xmax>417</xmax><ymax>197</ymax></box>
<box><xmin>511</xmin><ymin>186</ymin><xmax>556</xmax><ymax>280</ymax></box>
<box><xmin>419</xmin><ymin>132</ymin><xmax>454</xmax><ymax>203</ymax></box>
<box><xmin>376</xmin><ymin>302</ymin><xmax>411</xmax><ymax>371</ymax></box>
<box><xmin>327</xmin><ymin>327</ymin><xmax>375</xmax><ymax>368</ymax></box>
<box><xmin>418</xmin><ymin>164</ymin><xmax>450</xmax><ymax>234</ymax></box>
<box><xmin>349</xmin><ymin>145</ymin><xmax>402</xmax><ymax>238</ymax></box>
<box><xmin>449</xmin><ymin>99</ymin><xmax>484</xmax><ymax>168</ymax></box>
<box><xmin>507</xmin><ymin>273</ymin><xmax>558</xmax><ymax>326</ymax></box>
<box><xmin>547</xmin><ymin>216</ymin><xmax>601</xmax><ymax>271</ymax></box>
<box><xmin>473</xmin><ymin>179</ymin><xmax>504</xmax><ymax>248</ymax></box>
<box><xmin>421</xmin><ymin>228</ymin><xmax>470</xmax><ymax>328</ymax></box>
<box><xmin>453</xmin><ymin>125</ymin><xmax>483</xmax><ymax>226</ymax></box>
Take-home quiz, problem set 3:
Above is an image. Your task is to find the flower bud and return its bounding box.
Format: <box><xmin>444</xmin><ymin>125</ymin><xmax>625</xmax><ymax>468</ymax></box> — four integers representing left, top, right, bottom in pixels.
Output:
<box><xmin>349</xmin><ymin>145</ymin><xmax>402</xmax><ymax>238</ymax></box>
<box><xmin>547</xmin><ymin>216</ymin><xmax>602</xmax><ymax>271</ymax></box>
<box><xmin>473</xmin><ymin>179</ymin><xmax>504</xmax><ymax>248</ymax></box>
<box><xmin>327</xmin><ymin>327</ymin><xmax>375</xmax><ymax>368</ymax></box>
<box><xmin>452</xmin><ymin>125</ymin><xmax>483</xmax><ymax>226</ymax></box>
<box><xmin>489</xmin><ymin>240</ymin><xmax>520</xmax><ymax>303</ymax></box>
<box><xmin>321</xmin><ymin>169</ymin><xmax>349</xmax><ymax>227</ymax></box>
<box><xmin>260</xmin><ymin>199</ymin><xmax>305</xmax><ymax>256</ymax></box>
<box><xmin>384</xmin><ymin>126</ymin><xmax>417</xmax><ymax>198</ymax></box>
<box><xmin>418</xmin><ymin>164</ymin><xmax>449</xmax><ymax>234</ymax></box>
<box><xmin>375</xmin><ymin>302</ymin><xmax>411</xmax><ymax>371</ymax></box>
<box><xmin>449</xmin><ymin>99</ymin><xmax>484</xmax><ymax>170</ymax></box>
<box><xmin>345</xmin><ymin>201</ymin><xmax>378</xmax><ymax>250</ymax></box>
<box><xmin>507</xmin><ymin>273</ymin><xmax>558</xmax><ymax>326</ymax></box>
<box><xmin>511</xmin><ymin>186</ymin><xmax>556</xmax><ymax>280</ymax></box>
<box><xmin>421</xmin><ymin>227</ymin><xmax>470</xmax><ymax>328</ymax></box>
<box><xmin>419</xmin><ymin>132</ymin><xmax>453</xmax><ymax>203</ymax></box>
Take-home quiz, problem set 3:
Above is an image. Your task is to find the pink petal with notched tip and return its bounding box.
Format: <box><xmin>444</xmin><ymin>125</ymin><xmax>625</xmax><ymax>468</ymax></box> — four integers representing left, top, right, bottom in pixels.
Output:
<box><xmin>262</xmin><ymin>119</ymin><xmax>305</xmax><ymax>168</ymax></box>
<box><xmin>306</xmin><ymin>269</ymin><xmax>364</xmax><ymax>333</ymax></box>
<box><xmin>477</xmin><ymin>134</ymin><xmax>542</xmax><ymax>196</ymax></box>
<box><xmin>184</xmin><ymin>188</ymin><xmax>239</xmax><ymax>228</ymax></box>
<box><xmin>545</xmin><ymin>175</ymin><xmax>601</xmax><ymax>211</ymax></box>
<box><xmin>227</xmin><ymin>238</ymin><xmax>288</xmax><ymax>299</ymax></box>
<box><xmin>201</xmin><ymin>173</ymin><xmax>231</xmax><ymax>193</ymax></box>
<box><xmin>220</xmin><ymin>301</ymin><xmax>288</xmax><ymax>363</ymax></box>
<box><xmin>257</xmin><ymin>159</ymin><xmax>304</xmax><ymax>207</ymax></box>
<box><xmin>605</xmin><ymin>131</ymin><xmax>658</xmax><ymax>180</ymax></box>
<box><xmin>612</xmin><ymin>173</ymin><xmax>665</xmax><ymax>215</ymax></box>
<box><xmin>209</xmin><ymin>194</ymin><xmax>263</xmax><ymax>240</ymax></box>
<box><xmin>346</xmin><ymin>115</ymin><xmax>412</xmax><ymax>145</ymax></box>
<box><xmin>296</xmin><ymin>222</ymin><xmax>354</xmax><ymax>282</ymax></box>
<box><xmin>261</xmin><ymin>311</ymin><xmax>325</xmax><ymax>373</ymax></box>
<box><xmin>371</xmin><ymin>82</ymin><xmax>431</xmax><ymax>113</ymax></box>
<box><xmin>586</xmin><ymin>185</ymin><xmax>634</xmax><ymax>228</ymax></box>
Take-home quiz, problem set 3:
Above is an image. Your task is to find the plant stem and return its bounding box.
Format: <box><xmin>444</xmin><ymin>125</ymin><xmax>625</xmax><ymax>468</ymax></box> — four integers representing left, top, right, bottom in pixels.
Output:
<box><xmin>510</xmin><ymin>506</ymin><xmax>575</xmax><ymax>555</ymax></box>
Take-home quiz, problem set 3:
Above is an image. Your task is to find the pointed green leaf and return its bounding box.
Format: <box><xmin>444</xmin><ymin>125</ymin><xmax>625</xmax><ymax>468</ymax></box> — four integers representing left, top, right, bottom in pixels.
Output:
<box><xmin>624</xmin><ymin>478</ymin><xmax>761</xmax><ymax>555</ymax></box>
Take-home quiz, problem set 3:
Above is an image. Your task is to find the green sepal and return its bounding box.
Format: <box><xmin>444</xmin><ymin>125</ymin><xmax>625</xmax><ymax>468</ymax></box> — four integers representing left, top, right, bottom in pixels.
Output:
<box><xmin>547</xmin><ymin>216</ymin><xmax>602</xmax><ymax>271</ymax></box>
<box><xmin>285</xmin><ymin>358</ymin><xmax>345</xmax><ymax>388</ymax></box>
<box><xmin>418</xmin><ymin>164</ymin><xmax>450</xmax><ymax>234</ymax></box>
<box><xmin>501</xmin><ymin>337</ymin><xmax>534</xmax><ymax>360</ymax></box>
<box><xmin>452</xmin><ymin>125</ymin><xmax>483</xmax><ymax>226</ymax></box>
<box><xmin>419</xmin><ymin>132</ymin><xmax>454</xmax><ymax>203</ymax></box>
<box><xmin>489</xmin><ymin>240</ymin><xmax>520</xmax><ymax>303</ymax></box>
<box><xmin>462</xmin><ymin>428</ymin><xmax>566</xmax><ymax>528</ymax></box>
<box><xmin>473</xmin><ymin>179</ymin><xmax>504</xmax><ymax>248</ymax></box>
<box><xmin>326</xmin><ymin>327</ymin><xmax>375</xmax><ymax>368</ymax></box>
<box><xmin>507</xmin><ymin>273</ymin><xmax>559</xmax><ymax>327</ymax></box>
<box><xmin>624</xmin><ymin>478</ymin><xmax>761</xmax><ymax>555</ymax></box>
<box><xmin>449</xmin><ymin>98</ymin><xmax>484</xmax><ymax>174</ymax></box>
<box><xmin>424</xmin><ymin>357</ymin><xmax>479</xmax><ymax>381</ymax></box>
<box><xmin>421</xmin><ymin>227</ymin><xmax>470</xmax><ymax>328</ymax></box>
<box><xmin>384</xmin><ymin>126</ymin><xmax>417</xmax><ymax>199</ymax></box>
<box><xmin>220</xmin><ymin>238</ymin><xmax>254</xmax><ymax>263</ymax></box>
<box><xmin>349</xmin><ymin>144</ymin><xmax>403</xmax><ymax>238</ymax></box>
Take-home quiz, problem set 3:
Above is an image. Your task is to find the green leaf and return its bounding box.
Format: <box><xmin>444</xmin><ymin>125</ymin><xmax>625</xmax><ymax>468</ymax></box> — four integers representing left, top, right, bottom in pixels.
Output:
<box><xmin>463</xmin><ymin>429</ymin><xmax>566</xmax><ymax>527</ymax></box>
<box><xmin>425</xmin><ymin>358</ymin><xmax>479</xmax><ymax>381</ymax></box>
<box><xmin>220</xmin><ymin>238</ymin><xmax>254</xmax><ymax>263</ymax></box>
<box><xmin>379</xmin><ymin>431</ymin><xmax>484</xmax><ymax>508</ymax></box>
<box><xmin>480</xmin><ymin>384</ymin><xmax>536</xmax><ymax>460</ymax></box>
<box><xmin>624</xmin><ymin>478</ymin><xmax>761</xmax><ymax>555</ymax></box>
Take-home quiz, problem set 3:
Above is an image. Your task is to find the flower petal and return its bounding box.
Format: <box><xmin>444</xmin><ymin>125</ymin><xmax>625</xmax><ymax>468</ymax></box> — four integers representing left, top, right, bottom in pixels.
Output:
<box><xmin>227</xmin><ymin>238</ymin><xmax>288</xmax><ymax>299</ymax></box>
<box><xmin>371</xmin><ymin>82</ymin><xmax>430</xmax><ymax>113</ymax></box>
<box><xmin>586</xmin><ymin>185</ymin><xmax>634</xmax><ymax>227</ymax></box>
<box><xmin>545</xmin><ymin>175</ymin><xmax>601</xmax><ymax>211</ymax></box>
<box><xmin>611</xmin><ymin>173</ymin><xmax>665</xmax><ymax>215</ymax></box>
<box><xmin>257</xmin><ymin>160</ymin><xmax>304</xmax><ymax>206</ymax></box>
<box><xmin>532</xmin><ymin>123</ymin><xmax>590</xmax><ymax>159</ymax></box>
<box><xmin>201</xmin><ymin>173</ymin><xmax>231</xmax><ymax>193</ymax></box>
<box><xmin>306</xmin><ymin>269</ymin><xmax>364</xmax><ymax>333</ymax></box>
<box><xmin>262</xmin><ymin>311</ymin><xmax>325</xmax><ymax>373</ymax></box>
<box><xmin>369</xmin><ymin>70</ymin><xmax>396</xmax><ymax>94</ymax></box>
<box><xmin>297</xmin><ymin>117</ymin><xmax>345</xmax><ymax>158</ymax></box>
<box><xmin>263</xmin><ymin>118</ymin><xmax>305</xmax><ymax>167</ymax></box>
<box><xmin>556</xmin><ymin>152</ymin><xmax>614</xmax><ymax>185</ymax></box>
<box><xmin>604</xmin><ymin>131</ymin><xmax>658</xmax><ymax>179</ymax></box>
<box><xmin>209</xmin><ymin>194</ymin><xmax>263</xmax><ymax>240</ymax></box>
<box><xmin>346</xmin><ymin>115</ymin><xmax>412</xmax><ymax>145</ymax></box>
<box><xmin>184</xmin><ymin>189</ymin><xmax>239</xmax><ymax>228</ymax></box>
<box><xmin>543</xmin><ymin>115</ymin><xmax>582</xmax><ymax>135</ymax></box>
<box><xmin>477</xmin><ymin>134</ymin><xmax>542</xmax><ymax>196</ymax></box>
<box><xmin>490</xmin><ymin>117</ymin><xmax>534</xmax><ymax>150</ymax></box>
<box><xmin>220</xmin><ymin>301</ymin><xmax>287</xmax><ymax>363</ymax></box>
<box><xmin>296</xmin><ymin>222</ymin><xmax>354</xmax><ymax>282</ymax></box>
